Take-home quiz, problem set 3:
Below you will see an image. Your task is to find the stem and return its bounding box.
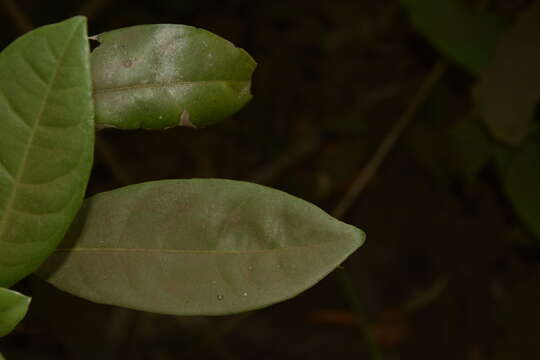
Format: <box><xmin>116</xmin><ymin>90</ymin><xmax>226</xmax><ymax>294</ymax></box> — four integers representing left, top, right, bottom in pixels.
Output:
<box><xmin>331</xmin><ymin>60</ymin><xmax>448</xmax><ymax>360</ymax></box>
<box><xmin>332</xmin><ymin>61</ymin><xmax>447</xmax><ymax>219</ymax></box>
<box><xmin>337</xmin><ymin>268</ymin><xmax>383</xmax><ymax>360</ymax></box>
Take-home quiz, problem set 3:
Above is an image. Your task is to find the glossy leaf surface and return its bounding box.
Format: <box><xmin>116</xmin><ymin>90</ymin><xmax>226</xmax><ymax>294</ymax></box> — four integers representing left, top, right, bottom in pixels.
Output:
<box><xmin>0</xmin><ymin>17</ymin><xmax>94</xmax><ymax>287</ymax></box>
<box><xmin>0</xmin><ymin>287</ymin><xmax>31</xmax><ymax>337</ymax></box>
<box><xmin>39</xmin><ymin>179</ymin><xmax>364</xmax><ymax>315</ymax></box>
<box><xmin>474</xmin><ymin>3</ymin><xmax>540</xmax><ymax>145</ymax></box>
<box><xmin>401</xmin><ymin>0</ymin><xmax>504</xmax><ymax>74</ymax></box>
<box><xmin>91</xmin><ymin>25</ymin><xmax>256</xmax><ymax>129</ymax></box>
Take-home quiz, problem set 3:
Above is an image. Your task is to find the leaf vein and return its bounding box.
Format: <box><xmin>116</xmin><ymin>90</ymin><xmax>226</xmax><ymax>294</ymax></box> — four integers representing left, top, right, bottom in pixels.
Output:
<box><xmin>0</xmin><ymin>88</ymin><xmax>32</xmax><ymax>130</ymax></box>
<box><xmin>0</xmin><ymin>25</ymin><xmax>81</xmax><ymax>245</ymax></box>
<box><xmin>21</xmin><ymin>54</ymin><xmax>49</xmax><ymax>86</ymax></box>
<box><xmin>53</xmin><ymin>241</ymin><xmax>343</xmax><ymax>255</ymax></box>
<box><xmin>0</xmin><ymin>158</ymin><xmax>15</xmax><ymax>182</ymax></box>
<box><xmin>93</xmin><ymin>80</ymin><xmax>250</xmax><ymax>95</ymax></box>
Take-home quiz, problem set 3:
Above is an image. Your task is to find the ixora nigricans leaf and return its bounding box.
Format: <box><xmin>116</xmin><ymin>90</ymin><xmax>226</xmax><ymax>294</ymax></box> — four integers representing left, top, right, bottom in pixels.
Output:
<box><xmin>38</xmin><ymin>179</ymin><xmax>365</xmax><ymax>315</ymax></box>
<box><xmin>0</xmin><ymin>287</ymin><xmax>31</xmax><ymax>337</ymax></box>
<box><xmin>91</xmin><ymin>24</ymin><xmax>256</xmax><ymax>130</ymax></box>
<box><xmin>0</xmin><ymin>16</ymin><xmax>94</xmax><ymax>287</ymax></box>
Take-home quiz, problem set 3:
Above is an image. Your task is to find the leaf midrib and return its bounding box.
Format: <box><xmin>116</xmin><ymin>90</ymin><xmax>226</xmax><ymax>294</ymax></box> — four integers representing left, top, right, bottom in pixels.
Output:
<box><xmin>53</xmin><ymin>238</ymin><xmax>358</xmax><ymax>255</ymax></box>
<box><xmin>0</xmin><ymin>23</ymin><xmax>81</xmax><ymax>244</ymax></box>
<box><xmin>93</xmin><ymin>79</ymin><xmax>250</xmax><ymax>95</ymax></box>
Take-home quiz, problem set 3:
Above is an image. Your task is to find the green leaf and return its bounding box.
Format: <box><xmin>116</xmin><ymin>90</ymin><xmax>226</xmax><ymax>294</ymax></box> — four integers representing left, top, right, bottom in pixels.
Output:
<box><xmin>91</xmin><ymin>25</ymin><xmax>256</xmax><ymax>130</ymax></box>
<box><xmin>401</xmin><ymin>0</ymin><xmax>504</xmax><ymax>73</ymax></box>
<box><xmin>474</xmin><ymin>3</ymin><xmax>540</xmax><ymax>146</ymax></box>
<box><xmin>38</xmin><ymin>179</ymin><xmax>364</xmax><ymax>315</ymax></box>
<box><xmin>501</xmin><ymin>140</ymin><xmax>540</xmax><ymax>238</ymax></box>
<box><xmin>0</xmin><ymin>287</ymin><xmax>31</xmax><ymax>337</ymax></box>
<box><xmin>0</xmin><ymin>17</ymin><xmax>94</xmax><ymax>287</ymax></box>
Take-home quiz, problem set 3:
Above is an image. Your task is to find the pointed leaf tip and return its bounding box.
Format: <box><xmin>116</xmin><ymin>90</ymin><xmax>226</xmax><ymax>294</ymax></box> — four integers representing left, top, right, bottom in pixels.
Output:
<box><xmin>0</xmin><ymin>288</ymin><xmax>31</xmax><ymax>337</ymax></box>
<box><xmin>39</xmin><ymin>179</ymin><xmax>364</xmax><ymax>315</ymax></box>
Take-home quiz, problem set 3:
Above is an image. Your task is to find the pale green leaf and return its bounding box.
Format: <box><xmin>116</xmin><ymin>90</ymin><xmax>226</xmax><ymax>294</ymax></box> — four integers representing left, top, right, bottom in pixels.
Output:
<box><xmin>91</xmin><ymin>25</ymin><xmax>256</xmax><ymax>130</ymax></box>
<box><xmin>474</xmin><ymin>3</ymin><xmax>540</xmax><ymax>145</ymax></box>
<box><xmin>38</xmin><ymin>179</ymin><xmax>364</xmax><ymax>315</ymax></box>
<box><xmin>0</xmin><ymin>287</ymin><xmax>31</xmax><ymax>337</ymax></box>
<box><xmin>0</xmin><ymin>17</ymin><xmax>94</xmax><ymax>287</ymax></box>
<box><xmin>401</xmin><ymin>0</ymin><xmax>504</xmax><ymax>73</ymax></box>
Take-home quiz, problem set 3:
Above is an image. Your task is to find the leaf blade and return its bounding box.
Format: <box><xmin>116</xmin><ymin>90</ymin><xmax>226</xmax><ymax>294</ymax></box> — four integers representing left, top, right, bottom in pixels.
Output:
<box><xmin>401</xmin><ymin>0</ymin><xmax>504</xmax><ymax>74</ymax></box>
<box><xmin>0</xmin><ymin>287</ymin><xmax>31</xmax><ymax>337</ymax></box>
<box><xmin>38</xmin><ymin>179</ymin><xmax>364</xmax><ymax>315</ymax></box>
<box><xmin>0</xmin><ymin>17</ymin><xmax>94</xmax><ymax>287</ymax></box>
<box><xmin>91</xmin><ymin>25</ymin><xmax>256</xmax><ymax>130</ymax></box>
<box><xmin>474</xmin><ymin>3</ymin><xmax>540</xmax><ymax>145</ymax></box>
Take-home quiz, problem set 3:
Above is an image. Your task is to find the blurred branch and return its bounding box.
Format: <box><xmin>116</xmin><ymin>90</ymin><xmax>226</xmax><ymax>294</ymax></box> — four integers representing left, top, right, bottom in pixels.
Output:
<box><xmin>243</xmin><ymin>61</ymin><xmax>448</xmax><ymax>360</ymax></box>
<box><xmin>1</xmin><ymin>0</ymin><xmax>33</xmax><ymax>33</ymax></box>
<box><xmin>331</xmin><ymin>0</ymin><xmax>488</xmax><ymax>356</ymax></box>
<box><xmin>331</xmin><ymin>60</ymin><xmax>448</xmax><ymax>360</ymax></box>
<box><xmin>332</xmin><ymin>61</ymin><xmax>448</xmax><ymax>219</ymax></box>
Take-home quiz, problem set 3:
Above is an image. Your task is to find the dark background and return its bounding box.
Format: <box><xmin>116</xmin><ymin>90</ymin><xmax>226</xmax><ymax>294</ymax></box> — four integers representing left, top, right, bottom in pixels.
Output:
<box><xmin>1</xmin><ymin>0</ymin><xmax>539</xmax><ymax>359</ymax></box>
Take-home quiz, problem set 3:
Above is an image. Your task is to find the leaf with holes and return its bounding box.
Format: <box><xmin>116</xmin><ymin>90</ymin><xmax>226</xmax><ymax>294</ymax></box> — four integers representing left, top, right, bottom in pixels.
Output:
<box><xmin>38</xmin><ymin>179</ymin><xmax>365</xmax><ymax>315</ymax></box>
<box><xmin>0</xmin><ymin>287</ymin><xmax>31</xmax><ymax>337</ymax></box>
<box><xmin>0</xmin><ymin>16</ymin><xmax>94</xmax><ymax>287</ymax></box>
<box><xmin>91</xmin><ymin>24</ymin><xmax>256</xmax><ymax>130</ymax></box>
